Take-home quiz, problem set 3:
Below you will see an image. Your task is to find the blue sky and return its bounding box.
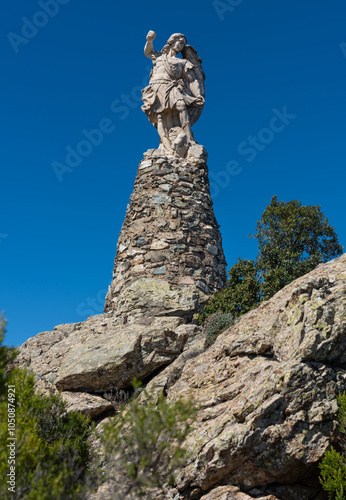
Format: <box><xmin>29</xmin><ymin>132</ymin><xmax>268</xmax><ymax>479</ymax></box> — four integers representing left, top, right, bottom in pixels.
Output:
<box><xmin>1</xmin><ymin>0</ymin><xmax>345</xmax><ymax>346</ymax></box>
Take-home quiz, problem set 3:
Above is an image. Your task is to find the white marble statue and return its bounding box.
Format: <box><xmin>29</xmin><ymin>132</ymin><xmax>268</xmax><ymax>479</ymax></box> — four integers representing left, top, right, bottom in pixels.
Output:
<box><xmin>142</xmin><ymin>31</ymin><xmax>205</xmax><ymax>157</ymax></box>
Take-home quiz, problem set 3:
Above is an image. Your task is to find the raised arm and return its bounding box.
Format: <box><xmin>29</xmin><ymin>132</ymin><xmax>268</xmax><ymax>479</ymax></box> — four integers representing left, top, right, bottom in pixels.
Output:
<box><xmin>144</xmin><ymin>30</ymin><xmax>157</xmax><ymax>59</ymax></box>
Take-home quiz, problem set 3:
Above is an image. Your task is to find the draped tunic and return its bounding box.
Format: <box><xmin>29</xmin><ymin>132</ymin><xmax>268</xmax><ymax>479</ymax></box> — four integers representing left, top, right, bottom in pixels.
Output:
<box><xmin>141</xmin><ymin>52</ymin><xmax>200</xmax><ymax>126</ymax></box>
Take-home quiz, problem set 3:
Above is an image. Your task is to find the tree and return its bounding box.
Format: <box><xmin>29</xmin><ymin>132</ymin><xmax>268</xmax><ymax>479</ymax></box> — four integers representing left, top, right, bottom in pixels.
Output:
<box><xmin>198</xmin><ymin>197</ymin><xmax>343</xmax><ymax>323</ymax></box>
<box><xmin>254</xmin><ymin>196</ymin><xmax>343</xmax><ymax>300</ymax></box>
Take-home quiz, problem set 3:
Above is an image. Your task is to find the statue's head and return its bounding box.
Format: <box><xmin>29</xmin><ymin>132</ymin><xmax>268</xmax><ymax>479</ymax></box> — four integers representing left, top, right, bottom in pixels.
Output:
<box><xmin>162</xmin><ymin>33</ymin><xmax>187</xmax><ymax>54</ymax></box>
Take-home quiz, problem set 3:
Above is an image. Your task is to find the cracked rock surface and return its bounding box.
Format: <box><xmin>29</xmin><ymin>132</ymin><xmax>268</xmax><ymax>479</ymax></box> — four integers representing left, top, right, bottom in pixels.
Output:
<box><xmin>141</xmin><ymin>255</ymin><xmax>346</xmax><ymax>499</ymax></box>
<box><xmin>17</xmin><ymin>313</ymin><xmax>198</xmax><ymax>394</ymax></box>
<box><xmin>17</xmin><ymin>255</ymin><xmax>346</xmax><ymax>499</ymax></box>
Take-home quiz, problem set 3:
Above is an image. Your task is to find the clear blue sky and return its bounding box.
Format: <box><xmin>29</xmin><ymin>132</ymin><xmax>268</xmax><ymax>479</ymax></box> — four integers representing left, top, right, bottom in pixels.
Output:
<box><xmin>1</xmin><ymin>0</ymin><xmax>345</xmax><ymax>346</ymax></box>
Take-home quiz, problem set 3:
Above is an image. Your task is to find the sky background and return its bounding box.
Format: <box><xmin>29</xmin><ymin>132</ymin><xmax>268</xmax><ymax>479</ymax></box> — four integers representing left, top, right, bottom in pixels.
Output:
<box><xmin>1</xmin><ymin>0</ymin><xmax>345</xmax><ymax>347</ymax></box>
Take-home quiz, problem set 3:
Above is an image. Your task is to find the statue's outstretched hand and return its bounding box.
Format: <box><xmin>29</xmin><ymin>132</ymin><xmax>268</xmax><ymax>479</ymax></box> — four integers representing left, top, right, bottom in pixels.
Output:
<box><xmin>146</xmin><ymin>30</ymin><xmax>156</xmax><ymax>41</ymax></box>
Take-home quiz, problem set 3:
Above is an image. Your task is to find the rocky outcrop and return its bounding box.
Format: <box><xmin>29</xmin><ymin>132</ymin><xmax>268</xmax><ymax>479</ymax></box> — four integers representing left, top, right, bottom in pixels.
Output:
<box><xmin>55</xmin><ymin>315</ymin><xmax>190</xmax><ymax>392</ymax></box>
<box><xmin>17</xmin><ymin>269</ymin><xmax>205</xmax><ymax>419</ymax></box>
<box><xmin>17</xmin><ymin>244</ymin><xmax>346</xmax><ymax>498</ymax></box>
<box><xmin>104</xmin><ymin>154</ymin><xmax>227</xmax><ymax>311</ymax></box>
<box><xmin>17</xmin><ymin>313</ymin><xmax>200</xmax><ymax>395</ymax></box>
<box><xmin>17</xmin><ymin>150</ymin><xmax>224</xmax><ymax>410</ymax></box>
<box><xmin>61</xmin><ymin>392</ymin><xmax>114</xmax><ymax>420</ymax></box>
<box><xmin>139</xmin><ymin>254</ymin><xmax>346</xmax><ymax>499</ymax></box>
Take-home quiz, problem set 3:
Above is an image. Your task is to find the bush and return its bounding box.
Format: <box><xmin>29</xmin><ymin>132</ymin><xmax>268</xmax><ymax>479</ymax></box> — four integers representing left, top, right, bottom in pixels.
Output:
<box><xmin>319</xmin><ymin>393</ymin><xmax>346</xmax><ymax>499</ymax></box>
<box><xmin>197</xmin><ymin>259</ymin><xmax>260</xmax><ymax>324</ymax></box>
<box><xmin>101</xmin><ymin>380</ymin><xmax>197</xmax><ymax>498</ymax></box>
<box><xmin>319</xmin><ymin>447</ymin><xmax>346</xmax><ymax>500</ymax></box>
<box><xmin>204</xmin><ymin>312</ymin><xmax>235</xmax><ymax>348</ymax></box>
<box><xmin>0</xmin><ymin>315</ymin><xmax>97</xmax><ymax>500</ymax></box>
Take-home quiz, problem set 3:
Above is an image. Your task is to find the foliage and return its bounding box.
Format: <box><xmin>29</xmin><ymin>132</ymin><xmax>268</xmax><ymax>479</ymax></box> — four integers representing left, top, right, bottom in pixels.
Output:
<box><xmin>319</xmin><ymin>393</ymin><xmax>346</xmax><ymax>499</ymax></box>
<box><xmin>204</xmin><ymin>312</ymin><xmax>235</xmax><ymax>348</ymax></box>
<box><xmin>198</xmin><ymin>196</ymin><xmax>343</xmax><ymax>323</ymax></box>
<box><xmin>0</xmin><ymin>314</ymin><xmax>97</xmax><ymax>500</ymax></box>
<box><xmin>198</xmin><ymin>259</ymin><xmax>260</xmax><ymax>324</ymax></box>
<box><xmin>0</xmin><ymin>313</ymin><xmax>8</xmax><ymax>394</ymax></box>
<box><xmin>254</xmin><ymin>195</ymin><xmax>343</xmax><ymax>300</ymax></box>
<box><xmin>0</xmin><ymin>317</ymin><xmax>199</xmax><ymax>499</ymax></box>
<box><xmin>101</xmin><ymin>379</ymin><xmax>197</xmax><ymax>498</ymax></box>
<box><xmin>338</xmin><ymin>392</ymin><xmax>346</xmax><ymax>435</ymax></box>
<box><xmin>319</xmin><ymin>448</ymin><xmax>346</xmax><ymax>499</ymax></box>
<box><xmin>0</xmin><ymin>313</ymin><xmax>17</xmax><ymax>394</ymax></box>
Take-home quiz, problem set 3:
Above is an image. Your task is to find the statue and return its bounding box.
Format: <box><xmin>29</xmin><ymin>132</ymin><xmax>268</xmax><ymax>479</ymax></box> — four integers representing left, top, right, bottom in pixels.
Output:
<box><xmin>142</xmin><ymin>31</ymin><xmax>206</xmax><ymax>157</ymax></box>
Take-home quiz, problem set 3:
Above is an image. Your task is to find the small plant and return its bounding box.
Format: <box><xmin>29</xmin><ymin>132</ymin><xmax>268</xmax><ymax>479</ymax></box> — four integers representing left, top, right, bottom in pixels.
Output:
<box><xmin>319</xmin><ymin>393</ymin><xmax>346</xmax><ymax>499</ymax></box>
<box><xmin>319</xmin><ymin>447</ymin><xmax>346</xmax><ymax>500</ymax></box>
<box><xmin>204</xmin><ymin>312</ymin><xmax>235</xmax><ymax>348</ymax></box>
<box><xmin>101</xmin><ymin>379</ymin><xmax>197</xmax><ymax>498</ymax></box>
<box><xmin>103</xmin><ymin>387</ymin><xmax>131</xmax><ymax>410</ymax></box>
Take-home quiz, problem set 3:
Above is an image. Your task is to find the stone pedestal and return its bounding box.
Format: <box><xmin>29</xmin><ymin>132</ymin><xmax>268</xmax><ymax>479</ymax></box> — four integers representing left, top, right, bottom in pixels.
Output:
<box><xmin>104</xmin><ymin>152</ymin><xmax>227</xmax><ymax>313</ymax></box>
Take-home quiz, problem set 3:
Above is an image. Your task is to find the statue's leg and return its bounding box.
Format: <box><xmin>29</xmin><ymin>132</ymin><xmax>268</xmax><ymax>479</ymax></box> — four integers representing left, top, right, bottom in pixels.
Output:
<box><xmin>166</xmin><ymin>112</ymin><xmax>173</xmax><ymax>133</ymax></box>
<box><xmin>176</xmin><ymin>100</ymin><xmax>194</xmax><ymax>142</ymax></box>
<box><xmin>157</xmin><ymin>114</ymin><xmax>172</xmax><ymax>151</ymax></box>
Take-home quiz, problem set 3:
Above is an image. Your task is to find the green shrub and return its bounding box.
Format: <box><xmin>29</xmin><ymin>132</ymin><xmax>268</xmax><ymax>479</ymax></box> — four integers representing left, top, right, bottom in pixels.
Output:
<box><xmin>319</xmin><ymin>447</ymin><xmax>346</xmax><ymax>500</ymax></box>
<box><xmin>0</xmin><ymin>315</ymin><xmax>97</xmax><ymax>500</ymax></box>
<box><xmin>319</xmin><ymin>393</ymin><xmax>346</xmax><ymax>499</ymax></box>
<box><xmin>197</xmin><ymin>259</ymin><xmax>260</xmax><ymax>325</ymax></box>
<box><xmin>198</xmin><ymin>197</ymin><xmax>343</xmax><ymax>324</ymax></box>
<box><xmin>338</xmin><ymin>392</ymin><xmax>346</xmax><ymax>434</ymax></box>
<box><xmin>204</xmin><ymin>312</ymin><xmax>235</xmax><ymax>348</ymax></box>
<box><xmin>101</xmin><ymin>379</ymin><xmax>197</xmax><ymax>498</ymax></box>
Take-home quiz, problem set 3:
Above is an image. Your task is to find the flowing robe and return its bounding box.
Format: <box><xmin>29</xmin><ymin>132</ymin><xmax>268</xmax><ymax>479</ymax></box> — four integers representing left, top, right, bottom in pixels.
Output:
<box><xmin>141</xmin><ymin>52</ymin><xmax>201</xmax><ymax>127</ymax></box>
